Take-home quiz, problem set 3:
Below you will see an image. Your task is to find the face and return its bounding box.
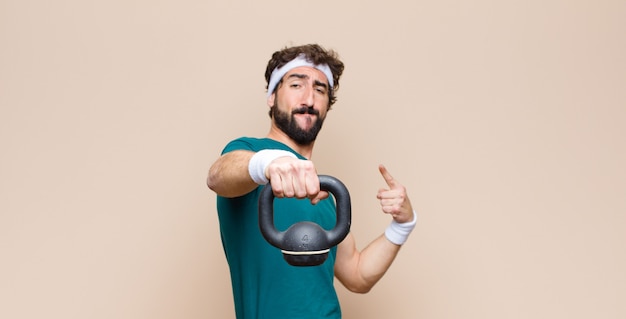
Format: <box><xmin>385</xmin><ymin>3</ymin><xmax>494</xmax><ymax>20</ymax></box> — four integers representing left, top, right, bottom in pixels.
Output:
<box><xmin>268</xmin><ymin>66</ymin><xmax>331</xmax><ymax>145</ymax></box>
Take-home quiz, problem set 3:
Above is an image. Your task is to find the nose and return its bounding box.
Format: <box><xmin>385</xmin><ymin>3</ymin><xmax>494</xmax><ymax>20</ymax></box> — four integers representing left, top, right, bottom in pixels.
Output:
<box><xmin>301</xmin><ymin>86</ymin><xmax>315</xmax><ymax>108</ymax></box>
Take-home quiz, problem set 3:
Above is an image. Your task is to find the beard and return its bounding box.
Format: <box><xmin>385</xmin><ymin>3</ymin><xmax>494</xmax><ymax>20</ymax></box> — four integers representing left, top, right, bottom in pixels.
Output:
<box><xmin>271</xmin><ymin>104</ymin><xmax>325</xmax><ymax>146</ymax></box>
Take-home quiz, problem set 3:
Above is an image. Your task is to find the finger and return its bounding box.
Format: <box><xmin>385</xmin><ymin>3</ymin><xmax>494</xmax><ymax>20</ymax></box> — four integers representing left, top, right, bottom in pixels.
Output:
<box><xmin>380</xmin><ymin>205</ymin><xmax>396</xmax><ymax>215</ymax></box>
<box><xmin>378</xmin><ymin>164</ymin><xmax>399</xmax><ymax>189</ymax></box>
<box><xmin>310</xmin><ymin>190</ymin><xmax>329</xmax><ymax>205</ymax></box>
<box><xmin>281</xmin><ymin>176</ymin><xmax>295</xmax><ymax>198</ymax></box>
<box><xmin>305</xmin><ymin>173</ymin><xmax>320</xmax><ymax>200</ymax></box>
<box><xmin>280</xmin><ymin>171</ymin><xmax>298</xmax><ymax>198</ymax></box>
<box><xmin>292</xmin><ymin>169</ymin><xmax>308</xmax><ymax>199</ymax></box>
<box><xmin>378</xmin><ymin>188</ymin><xmax>404</xmax><ymax>199</ymax></box>
<box><xmin>269</xmin><ymin>173</ymin><xmax>285</xmax><ymax>198</ymax></box>
<box><xmin>377</xmin><ymin>188</ymin><xmax>396</xmax><ymax>199</ymax></box>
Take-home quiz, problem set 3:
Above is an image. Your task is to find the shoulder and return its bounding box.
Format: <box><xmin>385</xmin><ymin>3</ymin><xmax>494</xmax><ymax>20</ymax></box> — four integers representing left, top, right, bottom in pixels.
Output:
<box><xmin>221</xmin><ymin>137</ymin><xmax>297</xmax><ymax>155</ymax></box>
<box><xmin>221</xmin><ymin>137</ymin><xmax>262</xmax><ymax>154</ymax></box>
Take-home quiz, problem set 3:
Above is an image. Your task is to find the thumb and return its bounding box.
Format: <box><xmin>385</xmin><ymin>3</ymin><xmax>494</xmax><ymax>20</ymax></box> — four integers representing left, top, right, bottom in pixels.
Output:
<box><xmin>310</xmin><ymin>190</ymin><xmax>329</xmax><ymax>205</ymax></box>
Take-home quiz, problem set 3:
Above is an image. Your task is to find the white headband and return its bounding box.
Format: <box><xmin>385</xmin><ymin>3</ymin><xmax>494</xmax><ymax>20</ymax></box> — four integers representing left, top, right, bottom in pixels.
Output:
<box><xmin>266</xmin><ymin>54</ymin><xmax>334</xmax><ymax>98</ymax></box>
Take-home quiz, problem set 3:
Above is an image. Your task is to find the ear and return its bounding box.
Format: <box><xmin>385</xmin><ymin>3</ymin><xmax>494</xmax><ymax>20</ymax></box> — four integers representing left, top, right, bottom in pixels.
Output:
<box><xmin>267</xmin><ymin>92</ymin><xmax>275</xmax><ymax>107</ymax></box>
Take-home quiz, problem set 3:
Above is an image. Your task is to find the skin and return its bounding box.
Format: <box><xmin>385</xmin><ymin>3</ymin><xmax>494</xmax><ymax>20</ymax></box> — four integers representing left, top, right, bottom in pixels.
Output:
<box><xmin>207</xmin><ymin>66</ymin><xmax>415</xmax><ymax>293</ymax></box>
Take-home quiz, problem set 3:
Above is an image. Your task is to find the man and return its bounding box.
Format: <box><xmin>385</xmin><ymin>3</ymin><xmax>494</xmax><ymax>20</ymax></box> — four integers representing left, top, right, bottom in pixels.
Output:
<box><xmin>207</xmin><ymin>44</ymin><xmax>417</xmax><ymax>319</ymax></box>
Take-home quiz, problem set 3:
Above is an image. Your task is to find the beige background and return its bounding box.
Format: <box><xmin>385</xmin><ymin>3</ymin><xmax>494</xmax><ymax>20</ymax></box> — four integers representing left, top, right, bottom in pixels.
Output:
<box><xmin>1</xmin><ymin>0</ymin><xmax>625</xmax><ymax>318</ymax></box>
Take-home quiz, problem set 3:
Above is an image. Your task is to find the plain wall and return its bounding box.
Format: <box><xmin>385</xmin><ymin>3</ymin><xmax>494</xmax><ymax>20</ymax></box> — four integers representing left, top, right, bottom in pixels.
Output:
<box><xmin>1</xmin><ymin>0</ymin><xmax>625</xmax><ymax>318</ymax></box>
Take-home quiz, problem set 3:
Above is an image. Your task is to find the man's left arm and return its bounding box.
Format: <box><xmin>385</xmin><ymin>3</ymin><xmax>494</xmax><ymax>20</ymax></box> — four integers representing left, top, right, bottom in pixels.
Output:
<box><xmin>334</xmin><ymin>164</ymin><xmax>417</xmax><ymax>293</ymax></box>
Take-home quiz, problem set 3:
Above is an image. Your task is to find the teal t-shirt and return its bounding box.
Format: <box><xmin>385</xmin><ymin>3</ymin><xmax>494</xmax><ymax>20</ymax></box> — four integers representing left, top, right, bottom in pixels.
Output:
<box><xmin>217</xmin><ymin>137</ymin><xmax>342</xmax><ymax>319</ymax></box>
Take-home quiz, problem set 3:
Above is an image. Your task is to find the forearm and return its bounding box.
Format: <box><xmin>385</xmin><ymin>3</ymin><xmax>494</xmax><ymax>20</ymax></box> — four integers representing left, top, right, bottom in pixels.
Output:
<box><xmin>335</xmin><ymin>233</ymin><xmax>401</xmax><ymax>293</ymax></box>
<box><xmin>356</xmin><ymin>234</ymin><xmax>403</xmax><ymax>292</ymax></box>
<box><xmin>206</xmin><ymin>150</ymin><xmax>258</xmax><ymax>197</ymax></box>
<box><xmin>335</xmin><ymin>210</ymin><xmax>417</xmax><ymax>293</ymax></box>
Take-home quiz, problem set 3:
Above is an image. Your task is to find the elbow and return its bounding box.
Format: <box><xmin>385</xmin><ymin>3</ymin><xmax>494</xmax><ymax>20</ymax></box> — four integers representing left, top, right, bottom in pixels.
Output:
<box><xmin>206</xmin><ymin>166</ymin><xmax>220</xmax><ymax>193</ymax></box>
<box><xmin>206</xmin><ymin>173</ymin><xmax>214</xmax><ymax>190</ymax></box>
<box><xmin>346</xmin><ymin>284</ymin><xmax>372</xmax><ymax>294</ymax></box>
<box><xmin>206</xmin><ymin>166</ymin><xmax>250</xmax><ymax>198</ymax></box>
<box><xmin>343</xmin><ymin>280</ymin><xmax>374</xmax><ymax>294</ymax></box>
<box><xmin>206</xmin><ymin>178</ymin><xmax>217</xmax><ymax>193</ymax></box>
<box><xmin>350</xmin><ymin>286</ymin><xmax>372</xmax><ymax>294</ymax></box>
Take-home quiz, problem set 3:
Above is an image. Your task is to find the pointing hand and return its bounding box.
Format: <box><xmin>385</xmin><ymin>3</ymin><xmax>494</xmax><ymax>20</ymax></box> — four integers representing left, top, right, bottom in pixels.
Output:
<box><xmin>376</xmin><ymin>164</ymin><xmax>413</xmax><ymax>223</ymax></box>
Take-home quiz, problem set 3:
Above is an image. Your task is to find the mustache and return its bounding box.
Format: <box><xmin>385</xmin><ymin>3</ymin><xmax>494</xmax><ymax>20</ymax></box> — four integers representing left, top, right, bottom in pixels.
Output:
<box><xmin>292</xmin><ymin>107</ymin><xmax>319</xmax><ymax>116</ymax></box>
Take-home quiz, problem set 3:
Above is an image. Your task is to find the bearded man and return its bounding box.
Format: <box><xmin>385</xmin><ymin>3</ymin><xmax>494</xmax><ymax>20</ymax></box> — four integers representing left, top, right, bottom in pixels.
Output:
<box><xmin>207</xmin><ymin>44</ymin><xmax>417</xmax><ymax>319</ymax></box>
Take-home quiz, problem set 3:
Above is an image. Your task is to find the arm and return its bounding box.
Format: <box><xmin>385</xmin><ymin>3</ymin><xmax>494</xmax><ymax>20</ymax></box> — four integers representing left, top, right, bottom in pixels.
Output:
<box><xmin>207</xmin><ymin>149</ymin><xmax>329</xmax><ymax>202</ymax></box>
<box><xmin>334</xmin><ymin>164</ymin><xmax>416</xmax><ymax>293</ymax></box>
<box><xmin>206</xmin><ymin>150</ymin><xmax>258</xmax><ymax>198</ymax></box>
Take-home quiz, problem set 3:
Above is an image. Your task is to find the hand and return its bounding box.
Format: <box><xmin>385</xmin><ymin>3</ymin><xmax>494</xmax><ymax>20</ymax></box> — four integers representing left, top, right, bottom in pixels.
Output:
<box><xmin>376</xmin><ymin>164</ymin><xmax>414</xmax><ymax>223</ymax></box>
<box><xmin>265</xmin><ymin>156</ymin><xmax>329</xmax><ymax>205</ymax></box>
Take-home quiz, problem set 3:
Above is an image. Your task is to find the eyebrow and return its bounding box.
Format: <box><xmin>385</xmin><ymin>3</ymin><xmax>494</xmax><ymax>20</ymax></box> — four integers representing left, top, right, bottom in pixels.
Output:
<box><xmin>286</xmin><ymin>73</ymin><xmax>329</xmax><ymax>89</ymax></box>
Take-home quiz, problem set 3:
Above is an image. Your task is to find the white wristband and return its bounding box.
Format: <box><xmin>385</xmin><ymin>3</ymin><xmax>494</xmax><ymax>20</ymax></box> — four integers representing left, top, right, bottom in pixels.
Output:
<box><xmin>248</xmin><ymin>149</ymin><xmax>297</xmax><ymax>185</ymax></box>
<box><xmin>384</xmin><ymin>210</ymin><xmax>417</xmax><ymax>245</ymax></box>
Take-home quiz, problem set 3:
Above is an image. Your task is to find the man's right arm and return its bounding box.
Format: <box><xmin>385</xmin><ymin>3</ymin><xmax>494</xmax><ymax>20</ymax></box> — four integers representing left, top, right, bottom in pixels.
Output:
<box><xmin>207</xmin><ymin>150</ymin><xmax>258</xmax><ymax>198</ymax></box>
<box><xmin>207</xmin><ymin>149</ymin><xmax>328</xmax><ymax>203</ymax></box>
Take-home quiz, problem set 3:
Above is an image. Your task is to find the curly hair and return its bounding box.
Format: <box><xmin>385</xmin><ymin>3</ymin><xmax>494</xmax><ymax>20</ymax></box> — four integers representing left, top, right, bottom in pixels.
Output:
<box><xmin>264</xmin><ymin>44</ymin><xmax>345</xmax><ymax>108</ymax></box>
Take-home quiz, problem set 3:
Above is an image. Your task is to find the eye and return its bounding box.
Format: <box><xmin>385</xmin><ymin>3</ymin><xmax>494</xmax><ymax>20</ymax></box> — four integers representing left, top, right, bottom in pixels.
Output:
<box><xmin>315</xmin><ymin>87</ymin><xmax>327</xmax><ymax>94</ymax></box>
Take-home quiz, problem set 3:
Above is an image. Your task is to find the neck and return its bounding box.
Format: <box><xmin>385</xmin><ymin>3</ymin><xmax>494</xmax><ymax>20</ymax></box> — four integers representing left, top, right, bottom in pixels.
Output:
<box><xmin>266</xmin><ymin>126</ymin><xmax>315</xmax><ymax>159</ymax></box>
